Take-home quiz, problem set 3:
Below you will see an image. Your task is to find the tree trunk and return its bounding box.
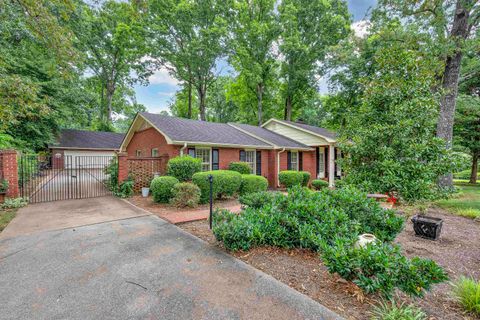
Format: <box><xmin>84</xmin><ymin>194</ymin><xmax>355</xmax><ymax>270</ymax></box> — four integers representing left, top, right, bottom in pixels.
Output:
<box><xmin>436</xmin><ymin>0</ymin><xmax>471</xmax><ymax>188</ymax></box>
<box><xmin>187</xmin><ymin>82</ymin><xmax>192</xmax><ymax>119</ymax></box>
<box><xmin>256</xmin><ymin>83</ymin><xmax>263</xmax><ymax>126</ymax></box>
<box><xmin>198</xmin><ymin>85</ymin><xmax>206</xmax><ymax>121</ymax></box>
<box><xmin>105</xmin><ymin>81</ymin><xmax>115</xmax><ymax>124</ymax></box>
<box><xmin>284</xmin><ymin>95</ymin><xmax>292</xmax><ymax>121</ymax></box>
<box><xmin>470</xmin><ymin>152</ymin><xmax>478</xmax><ymax>184</ymax></box>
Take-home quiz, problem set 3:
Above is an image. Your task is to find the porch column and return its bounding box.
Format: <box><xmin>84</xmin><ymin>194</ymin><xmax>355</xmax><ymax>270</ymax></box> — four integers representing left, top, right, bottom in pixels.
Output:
<box><xmin>328</xmin><ymin>145</ymin><xmax>335</xmax><ymax>188</ymax></box>
<box><xmin>0</xmin><ymin>150</ymin><xmax>19</xmax><ymax>198</ymax></box>
<box><xmin>117</xmin><ymin>152</ymin><xmax>129</xmax><ymax>185</ymax></box>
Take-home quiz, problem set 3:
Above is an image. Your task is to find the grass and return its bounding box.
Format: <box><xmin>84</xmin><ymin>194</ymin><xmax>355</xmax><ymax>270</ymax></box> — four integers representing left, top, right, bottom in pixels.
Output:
<box><xmin>435</xmin><ymin>180</ymin><xmax>480</xmax><ymax>219</ymax></box>
<box><xmin>0</xmin><ymin>208</ymin><xmax>17</xmax><ymax>232</ymax></box>
<box><xmin>370</xmin><ymin>300</ymin><xmax>427</xmax><ymax>320</ymax></box>
<box><xmin>451</xmin><ymin>276</ymin><xmax>480</xmax><ymax>316</ymax></box>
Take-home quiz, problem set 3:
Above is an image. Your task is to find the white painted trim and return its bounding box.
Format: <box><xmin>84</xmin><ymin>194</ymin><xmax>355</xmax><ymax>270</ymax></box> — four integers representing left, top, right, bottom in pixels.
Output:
<box><xmin>329</xmin><ymin>145</ymin><xmax>335</xmax><ymax>187</ymax></box>
<box><xmin>262</xmin><ymin>118</ymin><xmax>336</xmax><ymax>143</ymax></box>
<box><xmin>277</xmin><ymin>148</ymin><xmax>285</xmax><ymax>187</ymax></box>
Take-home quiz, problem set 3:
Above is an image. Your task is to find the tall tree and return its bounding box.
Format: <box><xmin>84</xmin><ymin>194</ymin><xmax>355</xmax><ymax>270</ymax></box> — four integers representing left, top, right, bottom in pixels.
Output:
<box><xmin>148</xmin><ymin>0</ymin><xmax>229</xmax><ymax>120</ymax></box>
<box><xmin>229</xmin><ymin>0</ymin><xmax>279</xmax><ymax>126</ymax></box>
<box><xmin>374</xmin><ymin>0</ymin><xmax>480</xmax><ymax>187</ymax></box>
<box><xmin>278</xmin><ymin>0</ymin><xmax>350</xmax><ymax>121</ymax></box>
<box><xmin>71</xmin><ymin>0</ymin><xmax>151</xmax><ymax>126</ymax></box>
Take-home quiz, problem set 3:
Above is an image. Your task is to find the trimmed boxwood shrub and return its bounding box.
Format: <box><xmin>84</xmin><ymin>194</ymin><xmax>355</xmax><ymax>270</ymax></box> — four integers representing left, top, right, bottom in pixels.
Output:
<box><xmin>240</xmin><ymin>174</ymin><xmax>268</xmax><ymax>195</ymax></box>
<box><xmin>228</xmin><ymin>162</ymin><xmax>251</xmax><ymax>174</ymax></box>
<box><xmin>150</xmin><ymin>176</ymin><xmax>179</xmax><ymax>203</ymax></box>
<box><xmin>192</xmin><ymin>170</ymin><xmax>242</xmax><ymax>203</ymax></box>
<box><xmin>278</xmin><ymin>170</ymin><xmax>304</xmax><ymax>188</ymax></box>
<box><xmin>171</xmin><ymin>182</ymin><xmax>201</xmax><ymax>208</ymax></box>
<box><xmin>312</xmin><ymin>179</ymin><xmax>329</xmax><ymax>190</ymax></box>
<box><xmin>167</xmin><ymin>156</ymin><xmax>202</xmax><ymax>182</ymax></box>
<box><xmin>300</xmin><ymin>171</ymin><xmax>311</xmax><ymax>186</ymax></box>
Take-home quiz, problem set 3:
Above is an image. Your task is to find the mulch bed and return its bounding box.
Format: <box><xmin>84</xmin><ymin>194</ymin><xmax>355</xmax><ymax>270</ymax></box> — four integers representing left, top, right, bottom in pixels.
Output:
<box><xmin>178</xmin><ymin>207</ymin><xmax>480</xmax><ymax>320</ymax></box>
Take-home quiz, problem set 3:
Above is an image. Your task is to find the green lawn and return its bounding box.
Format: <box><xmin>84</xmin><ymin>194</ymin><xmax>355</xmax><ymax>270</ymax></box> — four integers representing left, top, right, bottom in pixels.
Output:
<box><xmin>436</xmin><ymin>180</ymin><xmax>480</xmax><ymax>219</ymax></box>
<box><xmin>0</xmin><ymin>209</ymin><xmax>17</xmax><ymax>232</ymax></box>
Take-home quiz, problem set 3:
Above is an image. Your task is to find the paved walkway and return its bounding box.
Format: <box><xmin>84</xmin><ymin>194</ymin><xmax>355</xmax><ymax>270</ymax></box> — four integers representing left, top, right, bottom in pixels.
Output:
<box><xmin>0</xmin><ymin>212</ymin><xmax>341</xmax><ymax>319</ymax></box>
<box><xmin>156</xmin><ymin>203</ymin><xmax>242</xmax><ymax>224</ymax></box>
<box><xmin>0</xmin><ymin>196</ymin><xmax>149</xmax><ymax>239</ymax></box>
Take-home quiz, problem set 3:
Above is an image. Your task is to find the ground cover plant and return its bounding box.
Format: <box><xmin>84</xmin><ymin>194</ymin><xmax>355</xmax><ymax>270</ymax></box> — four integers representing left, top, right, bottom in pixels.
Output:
<box><xmin>213</xmin><ymin>186</ymin><xmax>448</xmax><ymax>297</ymax></box>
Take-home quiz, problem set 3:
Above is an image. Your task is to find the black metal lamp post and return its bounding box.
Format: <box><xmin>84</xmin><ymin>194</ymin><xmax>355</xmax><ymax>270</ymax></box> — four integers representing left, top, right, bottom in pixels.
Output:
<box><xmin>208</xmin><ymin>174</ymin><xmax>213</xmax><ymax>229</ymax></box>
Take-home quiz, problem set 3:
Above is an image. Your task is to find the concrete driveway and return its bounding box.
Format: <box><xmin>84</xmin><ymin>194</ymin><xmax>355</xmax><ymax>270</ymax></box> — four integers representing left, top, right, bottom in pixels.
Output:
<box><xmin>0</xmin><ymin>198</ymin><xmax>340</xmax><ymax>320</ymax></box>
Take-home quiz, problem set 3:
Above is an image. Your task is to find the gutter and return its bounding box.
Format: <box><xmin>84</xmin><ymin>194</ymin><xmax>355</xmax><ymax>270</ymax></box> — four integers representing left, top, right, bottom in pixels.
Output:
<box><xmin>277</xmin><ymin>148</ymin><xmax>286</xmax><ymax>187</ymax></box>
<box><xmin>180</xmin><ymin>142</ymin><xmax>188</xmax><ymax>156</ymax></box>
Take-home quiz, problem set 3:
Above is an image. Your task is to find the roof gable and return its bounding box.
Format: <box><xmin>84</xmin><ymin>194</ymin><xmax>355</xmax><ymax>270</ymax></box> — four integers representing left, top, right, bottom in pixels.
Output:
<box><xmin>262</xmin><ymin>119</ymin><xmax>336</xmax><ymax>145</ymax></box>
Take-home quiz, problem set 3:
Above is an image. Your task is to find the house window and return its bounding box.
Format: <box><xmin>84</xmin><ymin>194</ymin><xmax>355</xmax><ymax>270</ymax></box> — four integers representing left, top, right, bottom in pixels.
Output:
<box><xmin>136</xmin><ymin>150</ymin><xmax>142</xmax><ymax>157</ymax></box>
<box><xmin>318</xmin><ymin>147</ymin><xmax>325</xmax><ymax>178</ymax></box>
<box><xmin>244</xmin><ymin>150</ymin><xmax>255</xmax><ymax>173</ymax></box>
<box><xmin>336</xmin><ymin>148</ymin><xmax>341</xmax><ymax>177</ymax></box>
<box><xmin>195</xmin><ymin>148</ymin><xmax>211</xmax><ymax>171</ymax></box>
<box><xmin>289</xmin><ymin>151</ymin><xmax>298</xmax><ymax>171</ymax></box>
<box><xmin>212</xmin><ymin>149</ymin><xmax>219</xmax><ymax>170</ymax></box>
<box><xmin>151</xmin><ymin>148</ymin><xmax>159</xmax><ymax>157</ymax></box>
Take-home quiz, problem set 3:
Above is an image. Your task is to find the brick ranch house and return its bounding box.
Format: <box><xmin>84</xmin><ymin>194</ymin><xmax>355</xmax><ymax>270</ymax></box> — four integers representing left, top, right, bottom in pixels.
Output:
<box><xmin>120</xmin><ymin>112</ymin><xmax>341</xmax><ymax>188</ymax></box>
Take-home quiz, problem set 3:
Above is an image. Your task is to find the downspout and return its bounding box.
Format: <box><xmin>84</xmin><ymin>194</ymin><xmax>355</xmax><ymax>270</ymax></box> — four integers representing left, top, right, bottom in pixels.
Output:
<box><xmin>277</xmin><ymin>148</ymin><xmax>286</xmax><ymax>187</ymax></box>
<box><xmin>180</xmin><ymin>142</ymin><xmax>188</xmax><ymax>156</ymax></box>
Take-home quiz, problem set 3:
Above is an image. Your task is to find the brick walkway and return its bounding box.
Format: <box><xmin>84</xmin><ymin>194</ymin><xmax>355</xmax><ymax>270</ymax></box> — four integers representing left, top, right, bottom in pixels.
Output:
<box><xmin>145</xmin><ymin>203</ymin><xmax>241</xmax><ymax>224</ymax></box>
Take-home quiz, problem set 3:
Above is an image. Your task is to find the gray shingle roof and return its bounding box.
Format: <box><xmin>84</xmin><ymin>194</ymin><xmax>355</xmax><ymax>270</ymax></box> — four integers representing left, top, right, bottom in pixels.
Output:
<box><xmin>282</xmin><ymin>120</ymin><xmax>336</xmax><ymax>140</ymax></box>
<box><xmin>140</xmin><ymin>113</ymin><xmax>272</xmax><ymax>148</ymax></box>
<box><xmin>230</xmin><ymin>123</ymin><xmax>310</xmax><ymax>149</ymax></box>
<box><xmin>50</xmin><ymin>129</ymin><xmax>125</xmax><ymax>150</ymax></box>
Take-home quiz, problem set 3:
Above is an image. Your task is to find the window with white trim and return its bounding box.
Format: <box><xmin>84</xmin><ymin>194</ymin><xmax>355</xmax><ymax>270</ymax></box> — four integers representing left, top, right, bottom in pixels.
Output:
<box><xmin>290</xmin><ymin>151</ymin><xmax>299</xmax><ymax>171</ymax></box>
<box><xmin>151</xmin><ymin>148</ymin><xmax>159</xmax><ymax>157</ymax></box>
<box><xmin>244</xmin><ymin>150</ymin><xmax>255</xmax><ymax>173</ymax></box>
<box><xmin>195</xmin><ymin>148</ymin><xmax>211</xmax><ymax>171</ymax></box>
<box><xmin>318</xmin><ymin>147</ymin><xmax>325</xmax><ymax>178</ymax></box>
<box><xmin>136</xmin><ymin>150</ymin><xmax>142</xmax><ymax>157</ymax></box>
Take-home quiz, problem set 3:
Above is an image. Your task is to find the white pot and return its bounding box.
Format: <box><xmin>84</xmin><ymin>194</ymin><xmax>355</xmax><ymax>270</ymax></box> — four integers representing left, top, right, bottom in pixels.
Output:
<box><xmin>141</xmin><ymin>187</ymin><xmax>150</xmax><ymax>198</ymax></box>
<box><xmin>355</xmin><ymin>233</ymin><xmax>377</xmax><ymax>249</ymax></box>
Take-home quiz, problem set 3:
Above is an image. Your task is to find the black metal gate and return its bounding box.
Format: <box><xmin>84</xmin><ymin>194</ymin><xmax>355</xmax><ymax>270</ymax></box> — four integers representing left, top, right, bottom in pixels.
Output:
<box><xmin>19</xmin><ymin>154</ymin><xmax>117</xmax><ymax>203</ymax></box>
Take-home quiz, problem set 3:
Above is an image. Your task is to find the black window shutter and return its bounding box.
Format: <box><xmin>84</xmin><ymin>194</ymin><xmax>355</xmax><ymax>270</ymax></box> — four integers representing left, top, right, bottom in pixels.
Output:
<box><xmin>299</xmin><ymin>152</ymin><xmax>303</xmax><ymax>171</ymax></box>
<box><xmin>334</xmin><ymin>147</ymin><xmax>337</xmax><ymax>177</ymax></box>
<box><xmin>212</xmin><ymin>149</ymin><xmax>219</xmax><ymax>170</ymax></box>
<box><xmin>239</xmin><ymin>150</ymin><xmax>246</xmax><ymax>162</ymax></box>
<box><xmin>325</xmin><ymin>147</ymin><xmax>329</xmax><ymax>177</ymax></box>
<box><xmin>188</xmin><ymin>148</ymin><xmax>196</xmax><ymax>157</ymax></box>
<box><xmin>287</xmin><ymin>151</ymin><xmax>291</xmax><ymax>170</ymax></box>
<box><xmin>256</xmin><ymin>151</ymin><xmax>261</xmax><ymax>175</ymax></box>
<box><xmin>316</xmin><ymin>147</ymin><xmax>319</xmax><ymax>177</ymax></box>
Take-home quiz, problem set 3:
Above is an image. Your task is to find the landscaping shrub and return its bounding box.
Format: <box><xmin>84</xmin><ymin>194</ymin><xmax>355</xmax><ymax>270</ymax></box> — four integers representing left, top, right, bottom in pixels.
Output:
<box><xmin>167</xmin><ymin>156</ymin><xmax>202</xmax><ymax>182</ymax></box>
<box><xmin>171</xmin><ymin>182</ymin><xmax>201</xmax><ymax>208</ymax></box>
<box><xmin>150</xmin><ymin>176</ymin><xmax>179</xmax><ymax>203</ymax></box>
<box><xmin>240</xmin><ymin>174</ymin><xmax>268</xmax><ymax>195</ymax></box>
<box><xmin>192</xmin><ymin>170</ymin><xmax>242</xmax><ymax>203</ymax></box>
<box><xmin>300</xmin><ymin>171</ymin><xmax>311</xmax><ymax>186</ymax></box>
<box><xmin>312</xmin><ymin>179</ymin><xmax>329</xmax><ymax>190</ymax></box>
<box><xmin>0</xmin><ymin>179</ymin><xmax>8</xmax><ymax>193</ymax></box>
<box><xmin>116</xmin><ymin>177</ymin><xmax>134</xmax><ymax>198</ymax></box>
<box><xmin>239</xmin><ymin>191</ymin><xmax>285</xmax><ymax>209</ymax></box>
<box><xmin>278</xmin><ymin>170</ymin><xmax>304</xmax><ymax>188</ymax></box>
<box><xmin>228</xmin><ymin>162</ymin><xmax>252</xmax><ymax>174</ymax></box>
<box><xmin>452</xmin><ymin>276</ymin><xmax>480</xmax><ymax>316</ymax></box>
<box><xmin>1</xmin><ymin>197</ymin><xmax>28</xmax><ymax>209</ymax></box>
<box><xmin>212</xmin><ymin>185</ymin><xmax>446</xmax><ymax>297</ymax></box>
<box><xmin>371</xmin><ymin>300</ymin><xmax>427</xmax><ymax>320</ymax></box>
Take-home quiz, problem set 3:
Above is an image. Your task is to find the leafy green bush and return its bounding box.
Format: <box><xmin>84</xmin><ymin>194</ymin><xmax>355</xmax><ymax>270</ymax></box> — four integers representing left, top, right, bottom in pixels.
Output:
<box><xmin>171</xmin><ymin>182</ymin><xmax>201</xmax><ymax>208</ymax></box>
<box><xmin>300</xmin><ymin>171</ymin><xmax>311</xmax><ymax>186</ymax></box>
<box><xmin>115</xmin><ymin>177</ymin><xmax>134</xmax><ymax>198</ymax></box>
<box><xmin>452</xmin><ymin>276</ymin><xmax>480</xmax><ymax>316</ymax></box>
<box><xmin>228</xmin><ymin>162</ymin><xmax>251</xmax><ymax>174</ymax></box>
<box><xmin>240</xmin><ymin>174</ymin><xmax>268</xmax><ymax>195</ymax></box>
<box><xmin>239</xmin><ymin>191</ymin><xmax>284</xmax><ymax>209</ymax></box>
<box><xmin>150</xmin><ymin>176</ymin><xmax>179</xmax><ymax>203</ymax></box>
<box><xmin>1</xmin><ymin>197</ymin><xmax>28</xmax><ymax>209</ymax></box>
<box><xmin>192</xmin><ymin>170</ymin><xmax>242</xmax><ymax>203</ymax></box>
<box><xmin>104</xmin><ymin>159</ymin><xmax>118</xmax><ymax>191</ymax></box>
<box><xmin>167</xmin><ymin>156</ymin><xmax>202</xmax><ymax>182</ymax></box>
<box><xmin>213</xmin><ymin>186</ymin><xmax>446</xmax><ymax>297</ymax></box>
<box><xmin>371</xmin><ymin>300</ymin><xmax>427</xmax><ymax>320</ymax></box>
<box><xmin>312</xmin><ymin>179</ymin><xmax>329</xmax><ymax>190</ymax></box>
<box><xmin>278</xmin><ymin>170</ymin><xmax>304</xmax><ymax>188</ymax></box>
<box><xmin>0</xmin><ymin>179</ymin><xmax>8</xmax><ymax>193</ymax></box>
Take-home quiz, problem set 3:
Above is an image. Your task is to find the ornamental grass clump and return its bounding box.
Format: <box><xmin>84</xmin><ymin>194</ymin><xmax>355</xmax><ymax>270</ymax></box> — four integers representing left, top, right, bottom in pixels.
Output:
<box><xmin>213</xmin><ymin>185</ymin><xmax>448</xmax><ymax>297</ymax></box>
<box><xmin>452</xmin><ymin>276</ymin><xmax>480</xmax><ymax>316</ymax></box>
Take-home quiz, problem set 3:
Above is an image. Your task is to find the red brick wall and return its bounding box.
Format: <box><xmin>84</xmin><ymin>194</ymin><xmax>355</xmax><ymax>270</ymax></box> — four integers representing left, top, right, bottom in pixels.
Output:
<box><xmin>218</xmin><ymin>148</ymin><xmax>240</xmax><ymax>170</ymax></box>
<box><xmin>302</xmin><ymin>150</ymin><xmax>317</xmax><ymax>183</ymax></box>
<box><xmin>126</xmin><ymin>127</ymin><xmax>180</xmax><ymax>159</ymax></box>
<box><xmin>0</xmin><ymin>150</ymin><xmax>19</xmax><ymax>198</ymax></box>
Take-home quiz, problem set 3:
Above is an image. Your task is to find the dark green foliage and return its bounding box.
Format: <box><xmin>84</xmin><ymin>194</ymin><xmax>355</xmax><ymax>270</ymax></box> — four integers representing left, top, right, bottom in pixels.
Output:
<box><xmin>167</xmin><ymin>156</ymin><xmax>202</xmax><ymax>182</ymax></box>
<box><xmin>240</xmin><ymin>174</ymin><xmax>268</xmax><ymax>195</ymax></box>
<box><xmin>104</xmin><ymin>159</ymin><xmax>119</xmax><ymax>191</ymax></box>
<box><xmin>300</xmin><ymin>171</ymin><xmax>311</xmax><ymax>186</ymax></box>
<box><xmin>312</xmin><ymin>179</ymin><xmax>329</xmax><ymax>190</ymax></box>
<box><xmin>213</xmin><ymin>186</ymin><xmax>446</xmax><ymax>296</ymax></box>
<box><xmin>150</xmin><ymin>176</ymin><xmax>179</xmax><ymax>203</ymax></box>
<box><xmin>278</xmin><ymin>170</ymin><xmax>304</xmax><ymax>188</ymax></box>
<box><xmin>239</xmin><ymin>191</ymin><xmax>283</xmax><ymax>209</ymax></box>
<box><xmin>116</xmin><ymin>178</ymin><xmax>134</xmax><ymax>198</ymax></box>
<box><xmin>228</xmin><ymin>162</ymin><xmax>252</xmax><ymax>174</ymax></box>
<box><xmin>192</xmin><ymin>170</ymin><xmax>242</xmax><ymax>203</ymax></box>
<box><xmin>0</xmin><ymin>180</ymin><xmax>8</xmax><ymax>193</ymax></box>
<box><xmin>171</xmin><ymin>182</ymin><xmax>201</xmax><ymax>208</ymax></box>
